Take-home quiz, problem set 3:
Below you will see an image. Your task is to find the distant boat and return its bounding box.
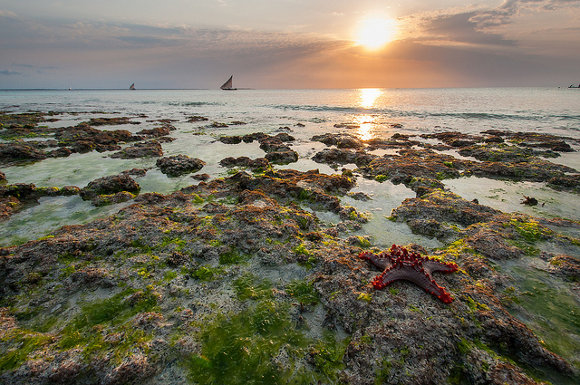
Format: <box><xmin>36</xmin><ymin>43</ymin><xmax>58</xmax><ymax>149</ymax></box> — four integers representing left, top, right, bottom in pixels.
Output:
<box><xmin>568</xmin><ymin>83</ymin><xmax>579</xmax><ymax>88</ymax></box>
<box><xmin>129</xmin><ymin>83</ymin><xmax>136</xmax><ymax>90</ymax></box>
<box><xmin>220</xmin><ymin>75</ymin><xmax>237</xmax><ymax>91</ymax></box>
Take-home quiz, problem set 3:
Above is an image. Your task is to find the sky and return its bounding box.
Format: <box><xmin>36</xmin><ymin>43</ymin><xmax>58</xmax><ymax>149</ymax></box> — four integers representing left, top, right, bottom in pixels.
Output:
<box><xmin>0</xmin><ymin>0</ymin><xmax>579</xmax><ymax>89</ymax></box>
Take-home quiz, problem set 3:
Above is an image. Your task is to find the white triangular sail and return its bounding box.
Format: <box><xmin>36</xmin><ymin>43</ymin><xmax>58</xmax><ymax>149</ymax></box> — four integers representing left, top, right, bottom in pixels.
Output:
<box><xmin>220</xmin><ymin>75</ymin><xmax>234</xmax><ymax>90</ymax></box>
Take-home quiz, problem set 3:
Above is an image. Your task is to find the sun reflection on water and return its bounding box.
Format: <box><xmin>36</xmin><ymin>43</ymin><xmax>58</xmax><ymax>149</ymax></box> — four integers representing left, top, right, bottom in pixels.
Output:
<box><xmin>355</xmin><ymin>115</ymin><xmax>375</xmax><ymax>141</ymax></box>
<box><xmin>356</xmin><ymin>89</ymin><xmax>382</xmax><ymax>141</ymax></box>
<box><xmin>359</xmin><ymin>88</ymin><xmax>382</xmax><ymax>109</ymax></box>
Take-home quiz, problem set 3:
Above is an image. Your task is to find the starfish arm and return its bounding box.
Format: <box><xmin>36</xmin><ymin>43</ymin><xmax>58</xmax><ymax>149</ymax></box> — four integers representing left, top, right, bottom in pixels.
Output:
<box><xmin>373</xmin><ymin>265</ymin><xmax>455</xmax><ymax>303</ymax></box>
<box><xmin>422</xmin><ymin>259</ymin><xmax>459</xmax><ymax>276</ymax></box>
<box><xmin>358</xmin><ymin>251</ymin><xmax>392</xmax><ymax>270</ymax></box>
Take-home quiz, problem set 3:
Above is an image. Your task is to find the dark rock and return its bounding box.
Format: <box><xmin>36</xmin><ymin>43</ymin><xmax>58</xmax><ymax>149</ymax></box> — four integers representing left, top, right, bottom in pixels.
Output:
<box><xmin>0</xmin><ymin>171</ymin><xmax>5</xmax><ymax>182</ymax></box>
<box><xmin>111</xmin><ymin>141</ymin><xmax>163</xmax><ymax>159</ymax></box>
<box><xmin>121</xmin><ymin>168</ymin><xmax>148</xmax><ymax>177</ymax></box>
<box><xmin>47</xmin><ymin>147</ymin><xmax>73</xmax><ymax>158</ymax></box>
<box><xmin>547</xmin><ymin>174</ymin><xmax>580</xmax><ymax>191</ymax></box>
<box><xmin>71</xmin><ymin>140</ymin><xmax>96</xmax><ymax>153</ymax></box>
<box><xmin>192</xmin><ymin>173</ymin><xmax>210</xmax><ymax>181</ymax></box>
<box><xmin>466</xmin><ymin>228</ymin><xmax>524</xmax><ymax>260</ymax></box>
<box><xmin>83</xmin><ymin>117</ymin><xmax>138</xmax><ymax>126</ymax></box>
<box><xmin>265</xmin><ymin>149</ymin><xmax>298</xmax><ymax>165</ymax></box>
<box><xmin>0</xmin><ymin>143</ymin><xmax>47</xmax><ymax>163</ymax></box>
<box><xmin>187</xmin><ymin>115</ymin><xmax>209</xmax><ymax>122</ymax></box>
<box><xmin>548</xmin><ymin>255</ymin><xmax>580</xmax><ymax>282</ymax></box>
<box><xmin>484</xmin><ymin>135</ymin><xmax>504</xmax><ymax>144</ymax></box>
<box><xmin>258</xmin><ymin>137</ymin><xmax>285</xmax><ymax>152</ymax></box>
<box><xmin>219</xmin><ymin>136</ymin><xmax>242</xmax><ymax>144</ymax></box>
<box><xmin>311</xmin><ymin>133</ymin><xmax>363</xmax><ymax>149</ymax></box>
<box><xmin>421</xmin><ymin>131</ymin><xmax>484</xmax><ymax>147</ymax></box>
<box><xmin>521</xmin><ymin>196</ymin><xmax>538</xmax><ymax>206</ymax></box>
<box><xmin>80</xmin><ymin>174</ymin><xmax>140</xmax><ymax>201</ymax></box>
<box><xmin>137</xmin><ymin>126</ymin><xmax>171</xmax><ymax>137</ymax></box>
<box><xmin>242</xmin><ymin>132</ymin><xmax>269</xmax><ymax>143</ymax></box>
<box><xmin>209</xmin><ymin>121</ymin><xmax>228</xmax><ymax>128</ymax></box>
<box><xmin>92</xmin><ymin>191</ymin><xmax>137</xmax><ymax>206</ymax></box>
<box><xmin>333</xmin><ymin>123</ymin><xmax>359</xmax><ymax>129</ymax></box>
<box><xmin>156</xmin><ymin>155</ymin><xmax>205</xmax><ymax>177</ymax></box>
<box><xmin>219</xmin><ymin>157</ymin><xmax>270</xmax><ymax>170</ymax></box>
<box><xmin>392</xmin><ymin>190</ymin><xmax>501</xmax><ymax>227</ymax></box>
<box><xmin>347</xmin><ymin>192</ymin><xmax>371</xmax><ymax>201</ymax></box>
<box><xmin>312</xmin><ymin>148</ymin><xmax>374</xmax><ymax>167</ymax></box>
<box><xmin>274</xmin><ymin>132</ymin><xmax>295</xmax><ymax>142</ymax></box>
<box><xmin>156</xmin><ymin>137</ymin><xmax>175</xmax><ymax>143</ymax></box>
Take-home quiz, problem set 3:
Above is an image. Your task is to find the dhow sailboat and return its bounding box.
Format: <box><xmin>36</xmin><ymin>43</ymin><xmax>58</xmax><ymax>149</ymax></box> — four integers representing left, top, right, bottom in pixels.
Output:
<box><xmin>220</xmin><ymin>75</ymin><xmax>236</xmax><ymax>91</ymax></box>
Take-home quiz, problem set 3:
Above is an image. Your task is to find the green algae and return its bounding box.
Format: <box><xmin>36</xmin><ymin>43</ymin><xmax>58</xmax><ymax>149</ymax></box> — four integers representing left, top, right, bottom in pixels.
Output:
<box><xmin>185</xmin><ymin>300</ymin><xmax>304</xmax><ymax>384</ymax></box>
<box><xmin>374</xmin><ymin>358</ymin><xmax>392</xmax><ymax>385</ymax></box>
<box><xmin>507</xmin><ymin>218</ymin><xmax>552</xmax><ymax>243</ymax></box>
<box><xmin>506</xmin><ymin>266</ymin><xmax>579</xmax><ymax>369</ymax></box>
<box><xmin>59</xmin><ymin>288</ymin><xmax>158</xmax><ymax>351</ymax></box>
<box><xmin>233</xmin><ymin>273</ymin><xmax>274</xmax><ymax>301</ymax></box>
<box><xmin>219</xmin><ymin>247</ymin><xmax>250</xmax><ymax>264</ymax></box>
<box><xmin>0</xmin><ymin>329</ymin><xmax>53</xmax><ymax>372</ymax></box>
<box><xmin>184</xmin><ymin>299</ymin><xmax>347</xmax><ymax>385</ymax></box>
<box><xmin>190</xmin><ymin>266</ymin><xmax>224</xmax><ymax>281</ymax></box>
<box><xmin>286</xmin><ymin>279</ymin><xmax>319</xmax><ymax>306</ymax></box>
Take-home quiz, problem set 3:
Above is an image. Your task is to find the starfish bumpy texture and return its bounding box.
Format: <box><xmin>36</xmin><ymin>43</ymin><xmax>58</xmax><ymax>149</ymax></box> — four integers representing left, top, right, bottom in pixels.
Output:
<box><xmin>359</xmin><ymin>244</ymin><xmax>459</xmax><ymax>303</ymax></box>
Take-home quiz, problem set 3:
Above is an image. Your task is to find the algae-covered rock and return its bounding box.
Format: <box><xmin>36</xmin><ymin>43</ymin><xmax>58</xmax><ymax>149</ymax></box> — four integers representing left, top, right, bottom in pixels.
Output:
<box><xmin>156</xmin><ymin>155</ymin><xmax>205</xmax><ymax>177</ymax></box>
<box><xmin>111</xmin><ymin>141</ymin><xmax>163</xmax><ymax>159</ymax></box>
<box><xmin>80</xmin><ymin>174</ymin><xmax>140</xmax><ymax>201</ymax></box>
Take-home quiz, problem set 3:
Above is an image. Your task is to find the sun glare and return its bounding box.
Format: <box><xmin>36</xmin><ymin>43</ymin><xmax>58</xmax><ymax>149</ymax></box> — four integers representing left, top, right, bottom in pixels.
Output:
<box><xmin>355</xmin><ymin>115</ymin><xmax>376</xmax><ymax>142</ymax></box>
<box><xmin>356</xmin><ymin>17</ymin><xmax>397</xmax><ymax>50</ymax></box>
<box><xmin>359</xmin><ymin>88</ymin><xmax>382</xmax><ymax>109</ymax></box>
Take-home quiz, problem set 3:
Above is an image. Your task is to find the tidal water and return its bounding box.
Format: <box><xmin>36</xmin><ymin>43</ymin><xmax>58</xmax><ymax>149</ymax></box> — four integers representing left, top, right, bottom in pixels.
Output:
<box><xmin>1</xmin><ymin>87</ymin><xmax>579</xmax><ymax>246</ymax></box>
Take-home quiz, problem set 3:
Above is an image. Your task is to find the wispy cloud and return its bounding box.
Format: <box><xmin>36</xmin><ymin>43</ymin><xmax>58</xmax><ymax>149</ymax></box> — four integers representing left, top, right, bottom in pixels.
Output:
<box><xmin>0</xmin><ymin>9</ymin><xmax>17</xmax><ymax>18</ymax></box>
<box><xmin>470</xmin><ymin>0</ymin><xmax>580</xmax><ymax>29</ymax></box>
<box><xmin>401</xmin><ymin>0</ymin><xmax>580</xmax><ymax>50</ymax></box>
<box><xmin>0</xmin><ymin>70</ymin><xmax>21</xmax><ymax>76</ymax></box>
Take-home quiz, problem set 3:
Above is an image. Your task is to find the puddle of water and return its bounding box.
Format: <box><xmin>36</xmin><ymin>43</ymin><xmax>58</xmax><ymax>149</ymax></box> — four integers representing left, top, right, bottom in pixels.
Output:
<box><xmin>499</xmin><ymin>257</ymin><xmax>580</xmax><ymax>379</ymax></box>
<box><xmin>445</xmin><ymin>176</ymin><xmax>580</xmax><ymax>221</ymax></box>
<box><xmin>342</xmin><ymin>177</ymin><xmax>443</xmax><ymax>249</ymax></box>
<box><xmin>0</xmin><ymin>196</ymin><xmax>131</xmax><ymax>247</ymax></box>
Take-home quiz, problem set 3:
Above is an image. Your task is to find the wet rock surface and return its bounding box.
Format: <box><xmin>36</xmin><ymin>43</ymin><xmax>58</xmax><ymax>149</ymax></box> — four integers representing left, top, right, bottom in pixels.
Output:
<box><xmin>1</xmin><ymin>114</ymin><xmax>579</xmax><ymax>385</ymax></box>
<box><xmin>110</xmin><ymin>141</ymin><xmax>163</xmax><ymax>159</ymax></box>
<box><xmin>219</xmin><ymin>156</ymin><xmax>270</xmax><ymax>171</ymax></box>
<box><xmin>80</xmin><ymin>174</ymin><xmax>140</xmax><ymax>205</ymax></box>
<box><xmin>156</xmin><ymin>155</ymin><xmax>206</xmax><ymax>177</ymax></box>
<box><xmin>0</xmin><ymin>167</ymin><xmax>578</xmax><ymax>384</ymax></box>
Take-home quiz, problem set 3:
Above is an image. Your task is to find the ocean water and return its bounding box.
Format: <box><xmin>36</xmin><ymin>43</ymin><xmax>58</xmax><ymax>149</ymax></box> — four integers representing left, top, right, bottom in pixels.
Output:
<box><xmin>1</xmin><ymin>88</ymin><xmax>579</xmax><ymax>246</ymax></box>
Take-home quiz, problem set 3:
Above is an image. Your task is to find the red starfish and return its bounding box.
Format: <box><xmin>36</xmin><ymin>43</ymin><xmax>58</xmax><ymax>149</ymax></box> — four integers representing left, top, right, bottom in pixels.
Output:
<box><xmin>359</xmin><ymin>244</ymin><xmax>458</xmax><ymax>303</ymax></box>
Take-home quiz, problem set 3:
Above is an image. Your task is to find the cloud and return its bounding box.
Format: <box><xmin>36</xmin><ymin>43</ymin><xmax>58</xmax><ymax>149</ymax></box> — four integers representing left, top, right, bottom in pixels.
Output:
<box><xmin>0</xmin><ymin>70</ymin><xmax>21</xmax><ymax>76</ymax></box>
<box><xmin>470</xmin><ymin>0</ymin><xmax>580</xmax><ymax>29</ymax></box>
<box><xmin>403</xmin><ymin>0</ymin><xmax>580</xmax><ymax>50</ymax></box>
<box><xmin>0</xmin><ymin>9</ymin><xmax>17</xmax><ymax>18</ymax></box>
<box><xmin>418</xmin><ymin>11</ymin><xmax>516</xmax><ymax>47</ymax></box>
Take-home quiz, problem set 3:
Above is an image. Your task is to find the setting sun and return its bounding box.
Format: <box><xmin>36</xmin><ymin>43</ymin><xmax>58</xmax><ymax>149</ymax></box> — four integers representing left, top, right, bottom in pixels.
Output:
<box><xmin>355</xmin><ymin>17</ymin><xmax>398</xmax><ymax>50</ymax></box>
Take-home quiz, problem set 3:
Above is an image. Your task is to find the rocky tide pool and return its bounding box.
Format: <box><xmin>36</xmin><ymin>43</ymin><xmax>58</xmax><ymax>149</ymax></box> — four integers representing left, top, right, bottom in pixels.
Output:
<box><xmin>0</xmin><ymin>88</ymin><xmax>579</xmax><ymax>384</ymax></box>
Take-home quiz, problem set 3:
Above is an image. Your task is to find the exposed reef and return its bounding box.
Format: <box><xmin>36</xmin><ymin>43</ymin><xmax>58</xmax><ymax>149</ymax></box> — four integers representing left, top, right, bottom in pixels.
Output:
<box><xmin>0</xmin><ymin>168</ymin><xmax>578</xmax><ymax>384</ymax></box>
<box><xmin>1</xmin><ymin>111</ymin><xmax>579</xmax><ymax>385</ymax></box>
